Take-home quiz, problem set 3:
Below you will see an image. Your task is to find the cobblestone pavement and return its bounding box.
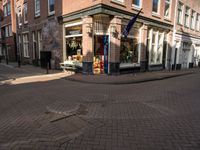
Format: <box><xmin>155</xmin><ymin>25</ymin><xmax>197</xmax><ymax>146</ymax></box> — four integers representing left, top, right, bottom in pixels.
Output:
<box><xmin>0</xmin><ymin>67</ymin><xmax>200</xmax><ymax>149</ymax></box>
<box><xmin>0</xmin><ymin>63</ymin><xmax>60</xmax><ymax>81</ymax></box>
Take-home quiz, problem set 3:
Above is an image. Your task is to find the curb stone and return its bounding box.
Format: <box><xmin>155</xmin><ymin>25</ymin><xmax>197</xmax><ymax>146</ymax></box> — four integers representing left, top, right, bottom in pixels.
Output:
<box><xmin>64</xmin><ymin>72</ymin><xmax>195</xmax><ymax>85</ymax></box>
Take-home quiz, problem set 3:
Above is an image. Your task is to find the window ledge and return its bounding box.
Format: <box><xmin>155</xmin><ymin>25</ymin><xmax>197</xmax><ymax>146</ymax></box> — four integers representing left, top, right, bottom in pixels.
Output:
<box><xmin>152</xmin><ymin>12</ymin><xmax>161</xmax><ymax>19</ymax></box>
<box><xmin>164</xmin><ymin>17</ymin><xmax>171</xmax><ymax>22</ymax></box>
<box><xmin>34</xmin><ymin>15</ymin><xmax>40</xmax><ymax>19</ymax></box>
<box><xmin>177</xmin><ymin>23</ymin><xmax>183</xmax><ymax>26</ymax></box>
<box><xmin>111</xmin><ymin>0</ymin><xmax>126</xmax><ymax>7</ymax></box>
<box><xmin>48</xmin><ymin>11</ymin><xmax>55</xmax><ymax>17</ymax></box>
<box><xmin>131</xmin><ymin>5</ymin><xmax>141</xmax><ymax>10</ymax></box>
<box><xmin>185</xmin><ymin>26</ymin><xmax>189</xmax><ymax>29</ymax></box>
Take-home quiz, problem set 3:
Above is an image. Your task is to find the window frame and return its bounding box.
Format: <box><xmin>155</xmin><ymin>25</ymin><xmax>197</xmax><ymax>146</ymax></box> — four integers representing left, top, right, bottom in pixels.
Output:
<box><xmin>48</xmin><ymin>0</ymin><xmax>55</xmax><ymax>16</ymax></box>
<box><xmin>23</xmin><ymin>33</ymin><xmax>29</xmax><ymax>58</ymax></box>
<box><xmin>190</xmin><ymin>10</ymin><xmax>196</xmax><ymax>30</ymax></box>
<box><xmin>35</xmin><ymin>0</ymin><xmax>41</xmax><ymax>17</ymax></box>
<box><xmin>23</xmin><ymin>3</ymin><xmax>28</xmax><ymax>24</ymax></box>
<box><xmin>132</xmin><ymin>0</ymin><xmax>142</xmax><ymax>9</ymax></box>
<box><xmin>184</xmin><ymin>6</ymin><xmax>190</xmax><ymax>28</ymax></box>
<box><xmin>152</xmin><ymin>0</ymin><xmax>160</xmax><ymax>15</ymax></box>
<box><xmin>196</xmin><ymin>14</ymin><xmax>200</xmax><ymax>32</ymax></box>
<box><xmin>149</xmin><ymin>29</ymin><xmax>164</xmax><ymax>65</ymax></box>
<box><xmin>7</xmin><ymin>1</ymin><xmax>11</xmax><ymax>16</ymax></box>
<box><xmin>164</xmin><ymin>0</ymin><xmax>171</xmax><ymax>19</ymax></box>
<box><xmin>3</xmin><ymin>5</ymin><xmax>7</xmax><ymax>17</ymax></box>
<box><xmin>177</xmin><ymin>1</ymin><xmax>184</xmax><ymax>25</ymax></box>
<box><xmin>17</xmin><ymin>6</ymin><xmax>22</xmax><ymax>27</ymax></box>
<box><xmin>8</xmin><ymin>24</ymin><xmax>12</xmax><ymax>37</ymax></box>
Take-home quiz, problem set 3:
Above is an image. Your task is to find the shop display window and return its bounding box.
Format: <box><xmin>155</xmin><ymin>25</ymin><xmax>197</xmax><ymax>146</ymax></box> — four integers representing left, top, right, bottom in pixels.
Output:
<box><xmin>120</xmin><ymin>38</ymin><xmax>139</xmax><ymax>63</ymax></box>
<box><xmin>120</xmin><ymin>20</ymin><xmax>141</xmax><ymax>68</ymax></box>
<box><xmin>65</xmin><ymin>24</ymin><xmax>83</xmax><ymax>63</ymax></box>
<box><xmin>66</xmin><ymin>37</ymin><xmax>82</xmax><ymax>62</ymax></box>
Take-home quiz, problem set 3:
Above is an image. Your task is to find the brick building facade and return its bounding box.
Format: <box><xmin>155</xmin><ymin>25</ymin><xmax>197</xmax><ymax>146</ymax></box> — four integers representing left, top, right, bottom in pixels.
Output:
<box><xmin>0</xmin><ymin>0</ymin><xmax>17</xmax><ymax>62</ymax></box>
<box><xmin>172</xmin><ymin>0</ymin><xmax>200</xmax><ymax>69</ymax></box>
<box><xmin>12</xmin><ymin>0</ymin><xmax>200</xmax><ymax>74</ymax></box>
<box><xmin>15</xmin><ymin>0</ymin><xmax>62</xmax><ymax>68</ymax></box>
<box><xmin>61</xmin><ymin>0</ymin><xmax>175</xmax><ymax>74</ymax></box>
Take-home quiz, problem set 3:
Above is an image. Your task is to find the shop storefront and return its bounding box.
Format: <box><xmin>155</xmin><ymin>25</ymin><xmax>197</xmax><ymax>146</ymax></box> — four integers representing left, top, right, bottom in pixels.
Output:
<box><xmin>63</xmin><ymin>15</ymin><xmax>111</xmax><ymax>75</ymax></box>
<box><xmin>62</xmin><ymin>14</ymin><xmax>169</xmax><ymax>74</ymax></box>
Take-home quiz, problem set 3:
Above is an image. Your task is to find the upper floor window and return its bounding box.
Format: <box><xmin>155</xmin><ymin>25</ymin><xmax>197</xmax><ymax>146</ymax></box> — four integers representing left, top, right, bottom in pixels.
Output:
<box><xmin>3</xmin><ymin>0</ymin><xmax>11</xmax><ymax>17</ymax></box>
<box><xmin>7</xmin><ymin>1</ymin><xmax>11</xmax><ymax>16</ymax></box>
<box><xmin>177</xmin><ymin>1</ymin><xmax>183</xmax><ymax>25</ymax></box>
<box><xmin>191</xmin><ymin>10</ymin><xmax>195</xmax><ymax>30</ymax></box>
<box><xmin>48</xmin><ymin>0</ymin><xmax>55</xmax><ymax>16</ymax></box>
<box><xmin>17</xmin><ymin>6</ymin><xmax>22</xmax><ymax>26</ymax></box>
<box><xmin>152</xmin><ymin>0</ymin><xmax>160</xmax><ymax>14</ymax></box>
<box><xmin>196</xmin><ymin>14</ymin><xmax>200</xmax><ymax>31</ymax></box>
<box><xmin>112</xmin><ymin>0</ymin><xmax>124</xmax><ymax>3</ymax></box>
<box><xmin>132</xmin><ymin>0</ymin><xmax>141</xmax><ymax>8</ymax></box>
<box><xmin>164</xmin><ymin>0</ymin><xmax>171</xmax><ymax>18</ymax></box>
<box><xmin>3</xmin><ymin>5</ymin><xmax>7</xmax><ymax>17</ymax></box>
<box><xmin>184</xmin><ymin>6</ymin><xmax>190</xmax><ymax>28</ymax></box>
<box><xmin>35</xmin><ymin>0</ymin><xmax>40</xmax><ymax>17</ymax></box>
<box><xmin>5</xmin><ymin>24</ymin><xmax>12</xmax><ymax>37</ymax></box>
<box><xmin>24</xmin><ymin>3</ymin><xmax>28</xmax><ymax>24</ymax></box>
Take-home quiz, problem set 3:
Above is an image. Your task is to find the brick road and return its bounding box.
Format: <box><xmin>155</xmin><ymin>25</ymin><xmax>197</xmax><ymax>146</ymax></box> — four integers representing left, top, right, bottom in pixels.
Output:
<box><xmin>0</xmin><ymin>66</ymin><xmax>200</xmax><ymax>149</ymax></box>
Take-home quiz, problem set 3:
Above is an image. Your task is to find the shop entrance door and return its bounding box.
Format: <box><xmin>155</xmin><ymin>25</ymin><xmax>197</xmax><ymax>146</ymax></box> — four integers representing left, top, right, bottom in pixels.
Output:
<box><xmin>94</xmin><ymin>35</ymin><xmax>109</xmax><ymax>74</ymax></box>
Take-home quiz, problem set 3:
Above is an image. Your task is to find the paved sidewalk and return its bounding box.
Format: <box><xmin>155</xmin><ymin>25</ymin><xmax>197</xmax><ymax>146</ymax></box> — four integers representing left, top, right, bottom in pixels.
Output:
<box><xmin>65</xmin><ymin>68</ymin><xmax>200</xmax><ymax>84</ymax></box>
<box><xmin>0</xmin><ymin>62</ymin><xmax>73</xmax><ymax>85</ymax></box>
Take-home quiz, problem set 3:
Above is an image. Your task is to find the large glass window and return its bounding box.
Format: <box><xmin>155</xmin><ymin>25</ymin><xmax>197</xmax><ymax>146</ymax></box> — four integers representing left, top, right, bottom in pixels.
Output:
<box><xmin>149</xmin><ymin>30</ymin><xmax>164</xmax><ymax>65</ymax></box>
<box><xmin>120</xmin><ymin>20</ymin><xmax>141</xmax><ymax>68</ymax></box>
<box><xmin>152</xmin><ymin>0</ymin><xmax>160</xmax><ymax>14</ymax></box>
<box><xmin>164</xmin><ymin>0</ymin><xmax>171</xmax><ymax>18</ymax></box>
<box><xmin>157</xmin><ymin>33</ymin><xmax>163</xmax><ymax>63</ymax></box>
<box><xmin>23</xmin><ymin>34</ymin><xmax>29</xmax><ymax>57</ymax></box>
<box><xmin>65</xmin><ymin>25</ymin><xmax>82</xmax><ymax>62</ymax></box>
<box><xmin>66</xmin><ymin>37</ymin><xmax>82</xmax><ymax>61</ymax></box>
<box><xmin>150</xmin><ymin>32</ymin><xmax>157</xmax><ymax>63</ymax></box>
<box><xmin>184</xmin><ymin>6</ymin><xmax>190</xmax><ymax>27</ymax></box>
<box><xmin>177</xmin><ymin>2</ymin><xmax>183</xmax><ymax>24</ymax></box>
<box><xmin>121</xmin><ymin>38</ymin><xmax>139</xmax><ymax>64</ymax></box>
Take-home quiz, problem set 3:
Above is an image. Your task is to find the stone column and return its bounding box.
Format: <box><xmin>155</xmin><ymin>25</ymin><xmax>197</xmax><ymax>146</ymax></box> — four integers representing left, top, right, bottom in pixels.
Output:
<box><xmin>109</xmin><ymin>16</ymin><xmax>122</xmax><ymax>75</ymax></box>
<box><xmin>82</xmin><ymin>16</ymin><xmax>93</xmax><ymax>74</ymax></box>
<box><xmin>140</xmin><ymin>24</ymin><xmax>148</xmax><ymax>72</ymax></box>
